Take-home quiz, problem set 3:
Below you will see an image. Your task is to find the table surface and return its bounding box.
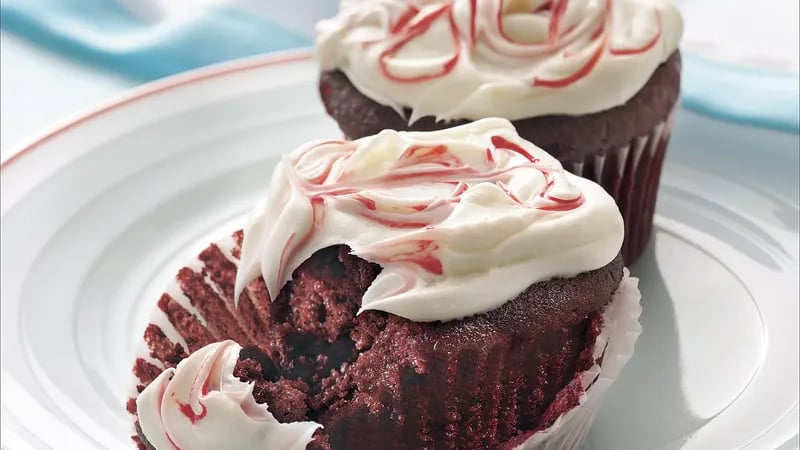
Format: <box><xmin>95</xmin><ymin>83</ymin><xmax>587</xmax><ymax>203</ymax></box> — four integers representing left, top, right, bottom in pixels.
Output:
<box><xmin>0</xmin><ymin>31</ymin><xmax>134</xmax><ymax>159</ymax></box>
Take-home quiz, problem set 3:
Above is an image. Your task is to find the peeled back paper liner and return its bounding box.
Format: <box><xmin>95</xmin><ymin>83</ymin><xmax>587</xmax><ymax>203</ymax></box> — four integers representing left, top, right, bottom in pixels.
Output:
<box><xmin>130</xmin><ymin>233</ymin><xmax>642</xmax><ymax>449</ymax></box>
<box><xmin>510</xmin><ymin>269</ymin><xmax>643</xmax><ymax>450</ymax></box>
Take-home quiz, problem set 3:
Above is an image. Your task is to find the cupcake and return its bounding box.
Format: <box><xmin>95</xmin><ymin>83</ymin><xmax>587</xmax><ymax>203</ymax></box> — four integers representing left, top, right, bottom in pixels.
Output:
<box><xmin>316</xmin><ymin>0</ymin><xmax>683</xmax><ymax>264</ymax></box>
<box><xmin>128</xmin><ymin>119</ymin><xmax>642</xmax><ymax>449</ymax></box>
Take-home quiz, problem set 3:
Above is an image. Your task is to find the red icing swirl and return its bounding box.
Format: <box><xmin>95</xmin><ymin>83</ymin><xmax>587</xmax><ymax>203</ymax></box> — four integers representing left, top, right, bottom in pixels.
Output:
<box><xmin>366</xmin><ymin>0</ymin><xmax>662</xmax><ymax>88</ymax></box>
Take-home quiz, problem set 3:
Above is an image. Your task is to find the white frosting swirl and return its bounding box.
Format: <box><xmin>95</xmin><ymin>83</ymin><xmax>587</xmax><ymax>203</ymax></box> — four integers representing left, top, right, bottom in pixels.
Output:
<box><xmin>235</xmin><ymin>118</ymin><xmax>623</xmax><ymax>322</ymax></box>
<box><xmin>316</xmin><ymin>0</ymin><xmax>683</xmax><ymax>121</ymax></box>
<box><xmin>136</xmin><ymin>340</ymin><xmax>320</xmax><ymax>450</ymax></box>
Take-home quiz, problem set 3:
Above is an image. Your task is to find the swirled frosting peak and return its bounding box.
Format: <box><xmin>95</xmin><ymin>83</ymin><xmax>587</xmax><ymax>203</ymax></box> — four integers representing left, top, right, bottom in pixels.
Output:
<box><xmin>316</xmin><ymin>0</ymin><xmax>683</xmax><ymax>122</ymax></box>
<box><xmin>136</xmin><ymin>340</ymin><xmax>320</xmax><ymax>450</ymax></box>
<box><xmin>235</xmin><ymin>119</ymin><xmax>623</xmax><ymax>322</ymax></box>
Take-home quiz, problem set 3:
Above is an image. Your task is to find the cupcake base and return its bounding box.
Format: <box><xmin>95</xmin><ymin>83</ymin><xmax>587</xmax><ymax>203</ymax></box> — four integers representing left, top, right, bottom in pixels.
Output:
<box><xmin>129</xmin><ymin>232</ymin><xmax>635</xmax><ymax>449</ymax></box>
<box><xmin>507</xmin><ymin>270</ymin><xmax>642</xmax><ymax>449</ymax></box>
<box><xmin>565</xmin><ymin>111</ymin><xmax>675</xmax><ymax>264</ymax></box>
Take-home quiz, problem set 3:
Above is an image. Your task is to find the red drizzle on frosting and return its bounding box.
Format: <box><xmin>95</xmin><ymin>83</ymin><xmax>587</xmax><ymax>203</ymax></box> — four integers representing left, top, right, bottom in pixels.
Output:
<box><xmin>156</xmin><ymin>374</ymin><xmax>182</xmax><ymax>450</ymax></box>
<box><xmin>391</xmin><ymin>6</ymin><xmax>421</xmax><ymax>33</ymax></box>
<box><xmin>376</xmin><ymin>239</ymin><xmax>444</xmax><ymax>275</ymax></box>
<box><xmin>495</xmin><ymin>0</ymin><xmax>569</xmax><ymax>45</ymax></box>
<box><xmin>364</xmin><ymin>0</ymin><xmax>663</xmax><ymax>89</ymax></box>
<box><xmin>538</xmin><ymin>170</ymin><xmax>585</xmax><ymax>210</ymax></box>
<box><xmin>360</xmin><ymin>216</ymin><xmax>433</xmax><ymax>230</ymax></box>
<box><xmin>469</xmin><ymin>0</ymin><xmax>478</xmax><ymax>44</ymax></box>
<box><xmin>609</xmin><ymin>11</ymin><xmax>662</xmax><ymax>55</ymax></box>
<box><xmin>490</xmin><ymin>135</ymin><xmax>540</xmax><ymax>162</ymax></box>
<box><xmin>273</xmin><ymin>134</ymin><xmax>585</xmax><ymax>299</ymax></box>
<box><xmin>176</xmin><ymin>401</ymin><xmax>207</xmax><ymax>425</ymax></box>
<box><xmin>532</xmin><ymin>36</ymin><xmax>606</xmax><ymax>88</ymax></box>
<box><xmin>491</xmin><ymin>136</ymin><xmax>584</xmax><ymax>207</ymax></box>
<box><xmin>498</xmin><ymin>181</ymin><xmax>523</xmax><ymax>204</ymax></box>
<box><xmin>379</xmin><ymin>5</ymin><xmax>461</xmax><ymax>83</ymax></box>
<box><xmin>485</xmin><ymin>148</ymin><xmax>496</xmax><ymax>167</ymax></box>
<box><xmin>396</xmin><ymin>144</ymin><xmax>463</xmax><ymax>168</ymax></box>
<box><xmin>304</xmin><ymin>140</ymin><xmax>351</xmax><ymax>185</ymax></box>
<box><xmin>538</xmin><ymin>195</ymin><xmax>585</xmax><ymax>211</ymax></box>
<box><xmin>352</xmin><ymin>194</ymin><xmax>377</xmax><ymax>210</ymax></box>
<box><xmin>172</xmin><ymin>366</ymin><xmax>213</xmax><ymax>426</ymax></box>
<box><xmin>547</xmin><ymin>0</ymin><xmax>569</xmax><ymax>44</ymax></box>
<box><xmin>276</xmin><ymin>196</ymin><xmax>326</xmax><ymax>290</ymax></box>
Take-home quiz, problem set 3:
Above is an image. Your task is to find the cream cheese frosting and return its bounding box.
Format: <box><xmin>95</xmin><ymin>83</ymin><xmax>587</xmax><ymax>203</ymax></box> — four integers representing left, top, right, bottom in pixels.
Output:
<box><xmin>136</xmin><ymin>340</ymin><xmax>320</xmax><ymax>450</ymax></box>
<box><xmin>234</xmin><ymin>118</ymin><xmax>623</xmax><ymax>322</ymax></box>
<box><xmin>316</xmin><ymin>0</ymin><xmax>683</xmax><ymax>122</ymax></box>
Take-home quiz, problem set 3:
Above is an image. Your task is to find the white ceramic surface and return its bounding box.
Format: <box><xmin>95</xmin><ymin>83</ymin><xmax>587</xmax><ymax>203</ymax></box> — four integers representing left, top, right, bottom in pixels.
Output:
<box><xmin>1</xmin><ymin>51</ymin><xmax>798</xmax><ymax>450</ymax></box>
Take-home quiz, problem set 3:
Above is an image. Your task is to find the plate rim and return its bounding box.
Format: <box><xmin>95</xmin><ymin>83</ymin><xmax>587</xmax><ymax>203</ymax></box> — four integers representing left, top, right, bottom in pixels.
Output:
<box><xmin>0</xmin><ymin>47</ymin><xmax>315</xmax><ymax>172</ymax></box>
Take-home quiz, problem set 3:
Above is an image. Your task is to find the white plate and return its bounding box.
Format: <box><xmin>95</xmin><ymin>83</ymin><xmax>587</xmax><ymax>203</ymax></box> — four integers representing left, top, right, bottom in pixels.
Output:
<box><xmin>1</xmin><ymin>50</ymin><xmax>798</xmax><ymax>450</ymax></box>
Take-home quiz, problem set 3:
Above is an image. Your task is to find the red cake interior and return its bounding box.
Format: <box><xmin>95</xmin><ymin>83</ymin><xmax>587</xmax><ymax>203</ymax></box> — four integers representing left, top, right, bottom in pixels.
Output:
<box><xmin>130</xmin><ymin>231</ymin><xmax>620</xmax><ymax>449</ymax></box>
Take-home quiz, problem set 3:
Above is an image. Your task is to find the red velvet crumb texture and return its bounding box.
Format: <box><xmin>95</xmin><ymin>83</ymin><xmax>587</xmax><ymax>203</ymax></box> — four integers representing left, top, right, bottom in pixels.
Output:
<box><xmin>130</xmin><ymin>230</ymin><xmax>622</xmax><ymax>449</ymax></box>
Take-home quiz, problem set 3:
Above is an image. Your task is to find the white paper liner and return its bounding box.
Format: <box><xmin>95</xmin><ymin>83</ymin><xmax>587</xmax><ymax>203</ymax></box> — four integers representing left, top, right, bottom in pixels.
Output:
<box><xmin>513</xmin><ymin>269</ymin><xmax>643</xmax><ymax>450</ymax></box>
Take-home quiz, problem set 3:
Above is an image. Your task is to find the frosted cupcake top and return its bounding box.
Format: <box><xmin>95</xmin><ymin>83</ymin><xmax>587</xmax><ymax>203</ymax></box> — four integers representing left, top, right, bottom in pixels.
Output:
<box><xmin>316</xmin><ymin>0</ymin><xmax>683</xmax><ymax>122</ymax></box>
<box><xmin>235</xmin><ymin>119</ymin><xmax>623</xmax><ymax>322</ymax></box>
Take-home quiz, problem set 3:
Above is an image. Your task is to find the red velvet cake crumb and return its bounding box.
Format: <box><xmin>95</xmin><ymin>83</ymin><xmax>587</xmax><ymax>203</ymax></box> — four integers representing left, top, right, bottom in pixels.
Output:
<box><xmin>131</xmin><ymin>232</ymin><xmax>622</xmax><ymax>449</ymax></box>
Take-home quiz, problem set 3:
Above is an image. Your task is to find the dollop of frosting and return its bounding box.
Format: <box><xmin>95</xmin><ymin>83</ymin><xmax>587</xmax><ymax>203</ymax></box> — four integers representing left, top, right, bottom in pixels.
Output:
<box><xmin>235</xmin><ymin>118</ymin><xmax>623</xmax><ymax>322</ymax></box>
<box><xmin>316</xmin><ymin>0</ymin><xmax>683</xmax><ymax>122</ymax></box>
<box><xmin>136</xmin><ymin>341</ymin><xmax>320</xmax><ymax>450</ymax></box>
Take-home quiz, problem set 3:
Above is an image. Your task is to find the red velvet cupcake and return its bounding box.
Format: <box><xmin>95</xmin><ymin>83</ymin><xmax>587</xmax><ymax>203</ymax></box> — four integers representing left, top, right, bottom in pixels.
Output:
<box><xmin>128</xmin><ymin>120</ymin><xmax>642</xmax><ymax>449</ymax></box>
<box><xmin>315</xmin><ymin>0</ymin><xmax>684</xmax><ymax>264</ymax></box>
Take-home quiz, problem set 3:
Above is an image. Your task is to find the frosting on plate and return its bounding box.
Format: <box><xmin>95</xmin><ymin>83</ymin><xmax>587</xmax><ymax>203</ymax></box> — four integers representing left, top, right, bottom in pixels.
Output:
<box><xmin>316</xmin><ymin>0</ymin><xmax>683</xmax><ymax>122</ymax></box>
<box><xmin>136</xmin><ymin>340</ymin><xmax>320</xmax><ymax>450</ymax></box>
<box><xmin>235</xmin><ymin>118</ymin><xmax>623</xmax><ymax>322</ymax></box>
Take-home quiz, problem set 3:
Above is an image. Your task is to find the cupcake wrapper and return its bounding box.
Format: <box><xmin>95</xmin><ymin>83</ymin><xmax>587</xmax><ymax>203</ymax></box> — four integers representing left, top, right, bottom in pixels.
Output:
<box><xmin>567</xmin><ymin>109</ymin><xmax>677</xmax><ymax>264</ymax></box>
<box><xmin>130</xmin><ymin>232</ymin><xmax>643</xmax><ymax>449</ymax></box>
<box><xmin>512</xmin><ymin>269</ymin><xmax>643</xmax><ymax>450</ymax></box>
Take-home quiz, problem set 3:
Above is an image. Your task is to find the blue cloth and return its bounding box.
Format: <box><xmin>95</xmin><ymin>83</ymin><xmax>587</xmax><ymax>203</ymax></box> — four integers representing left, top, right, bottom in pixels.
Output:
<box><xmin>1</xmin><ymin>0</ymin><xmax>797</xmax><ymax>133</ymax></box>
<box><xmin>0</xmin><ymin>0</ymin><xmax>310</xmax><ymax>81</ymax></box>
<box><xmin>682</xmin><ymin>53</ymin><xmax>799</xmax><ymax>134</ymax></box>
